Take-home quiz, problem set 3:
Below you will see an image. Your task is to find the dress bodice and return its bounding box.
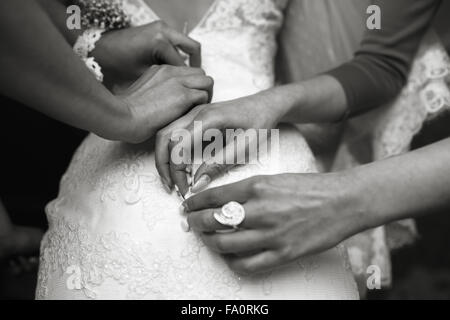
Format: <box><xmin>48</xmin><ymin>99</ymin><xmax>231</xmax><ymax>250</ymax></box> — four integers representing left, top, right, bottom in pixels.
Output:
<box><xmin>123</xmin><ymin>0</ymin><xmax>288</xmax><ymax>101</ymax></box>
<box><xmin>36</xmin><ymin>0</ymin><xmax>359</xmax><ymax>300</ymax></box>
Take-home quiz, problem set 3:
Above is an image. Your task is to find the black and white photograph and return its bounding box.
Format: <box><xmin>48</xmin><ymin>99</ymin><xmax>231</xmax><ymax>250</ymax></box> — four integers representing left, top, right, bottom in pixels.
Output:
<box><xmin>0</xmin><ymin>0</ymin><xmax>450</xmax><ymax>305</ymax></box>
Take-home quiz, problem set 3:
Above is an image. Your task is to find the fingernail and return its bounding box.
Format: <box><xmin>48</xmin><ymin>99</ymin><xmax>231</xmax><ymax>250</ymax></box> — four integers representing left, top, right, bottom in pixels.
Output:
<box><xmin>174</xmin><ymin>185</ymin><xmax>183</xmax><ymax>199</ymax></box>
<box><xmin>179</xmin><ymin>203</ymin><xmax>187</xmax><ymax>215</ymax></box>
<box><xmin>161</xmin><ymin>179</ymin><xmax>172</xmax><ymax>194</ymax></box>
<box><xmin>191</xmin><ymin>175</ymin><xmax>211</xmax><ymax>193</ymax></box>
<box><xmin>184</xmin><ymin>187</ymin><xmax>194</xmax><ymax>199</ymax></box>
<box><xmin>182</xmin><ymin>201</ymin><xmax>190</xmax><ymax>212</ymax></box>
<box><xmin>180</xmin><ymin>219</ymin><xmax>190</xmax><ymax>232</ymax></box>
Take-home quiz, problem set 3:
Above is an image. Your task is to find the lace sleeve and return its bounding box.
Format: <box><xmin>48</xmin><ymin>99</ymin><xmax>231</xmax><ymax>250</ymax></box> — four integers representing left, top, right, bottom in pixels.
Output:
<box><xmin>73</xmin><ymin>28</ymin><xmax>105</xmax><ymax>82</ymax></box>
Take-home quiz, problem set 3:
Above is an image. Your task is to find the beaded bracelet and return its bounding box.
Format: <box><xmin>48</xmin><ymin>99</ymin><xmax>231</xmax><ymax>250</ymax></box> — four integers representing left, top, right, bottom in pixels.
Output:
<box><xmin>73</xmin><ymin>0</ymin><xmax>130</xmax><ymax>31</ymax></box>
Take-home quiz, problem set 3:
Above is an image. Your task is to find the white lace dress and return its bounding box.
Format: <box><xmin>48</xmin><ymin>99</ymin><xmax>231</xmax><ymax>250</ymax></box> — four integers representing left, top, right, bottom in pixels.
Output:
<box><xmin>36</xmin><ymin>0</ymin><xmax>359</xmax><ymax>300</ymax></box>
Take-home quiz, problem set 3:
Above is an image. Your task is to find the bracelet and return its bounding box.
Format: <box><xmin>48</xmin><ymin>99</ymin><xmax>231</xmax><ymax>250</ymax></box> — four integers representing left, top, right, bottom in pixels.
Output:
<box><xmin>74</xmin><ymin>0</ymin><xmax>130</xmax><ymax>31</ymax></box>
<box><xmin>73</xmin><ymin>28</ymin><xmax>105</xmax><ymax>82</ymax></box>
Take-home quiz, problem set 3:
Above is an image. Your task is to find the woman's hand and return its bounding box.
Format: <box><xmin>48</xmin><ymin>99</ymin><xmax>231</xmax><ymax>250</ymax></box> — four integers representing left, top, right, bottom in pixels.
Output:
<box><xmin>182</xmin><ymin>173</ymin><xmax>367</xmax><ymax>275</ymax></box>
<box><xmin>118</xmin><ymin>65</ymin><xmax>214</xmax><ymax>144</ymax></box>
<box><xmin>93</xmin><ymin>21</ymin><xmax>202</xmax><ymax>86</ymax></box>
<box><xmin>0</xmin><ymin>200</ymin><xmax>43</xmax><ymax>273</ymax></box>
<box><xmin>155</xmin><ymin>90</ymin><xmax>292</xmax><ymax>194</ymax></box>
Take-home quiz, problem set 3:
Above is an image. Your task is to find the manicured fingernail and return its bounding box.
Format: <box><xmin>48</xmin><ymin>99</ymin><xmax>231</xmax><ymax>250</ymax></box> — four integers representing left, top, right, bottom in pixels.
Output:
<box><xmin>180</xmin><ymin>219</ymin><xmax>190</xmax><ymax>232</ymax></box>
<box><xmin>174</xmin><ymin>185</ymin><xmax>183</xmax><ymax>199</ymax></box>
<box><xmin>191</xmin><ymin>175</ymin><xmax>211</xmax><ymax>193</ymax></box>
<box><xmin>161</xmin><ymin>179</ymin><xmax>172</xmax><ymax>194</ymax></box>
<box><xmin>185</xmin><ymin>187</ymin><xmax>194</xmax><ymax>199</ymax></box>
<box><xmin>179</xmin><ymin>203</ymin><xmax>187</xmax><ymax>215</ymax></box>
<box><xmin>182</xmin><ymin>201</ymin><xmax>190</xmax><ymax>212</ymax></box>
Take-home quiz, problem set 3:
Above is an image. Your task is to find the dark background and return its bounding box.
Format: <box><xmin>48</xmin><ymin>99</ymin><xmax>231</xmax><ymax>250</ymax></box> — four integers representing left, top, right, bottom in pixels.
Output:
<box><xmin>0</xmin><ymin>4</ymin><xmax>449</xmax><ymax>300</ymax></box>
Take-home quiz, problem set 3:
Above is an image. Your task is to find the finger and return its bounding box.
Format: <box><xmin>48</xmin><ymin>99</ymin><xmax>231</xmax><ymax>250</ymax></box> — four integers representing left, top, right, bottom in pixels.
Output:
<box><xmin>193</xmin><ymin>128</ymin><xmax>266</xmax><ymax>193</ymax></box>
<box><xmin>187</xmin><ymin>201</ymin><xmax>262</xmax><ymax>232</ymax></box>
<box><xmin>191</xmin><ymin>162</ymin><xmax>229</xmax><ymax>193</ymax></box>
<box><xmin>164</xmin><ymin>28</ymin><xmax>202</xmax><ymax>67</ymax></box>
<box><xmin>154</xmin><ymin>40</ymin><xmax>186</xmax><ymax>66</ymax></box>
<box><xmin>201</xmin><ymin>230</ymin><xmax>267</xmax><ymax>254</ymax></box>
<box><xmin>177</xmin><ymin>110</ymin><xmax>223</xmax><ymax>164</ymax></box>
<box><xmin>192</xmin><ymin>141</ymin><xmax>240</xmax><ymax>193</ymax></box>
<box><xmin>187</xmin><ymin>209</ymin><xmax>230</xmax><ymax>232</ymax></box>
<box><xmin>226</xmin><ymin>251</ymin><xmax>281</xmax><ymax>275</ymax></box>
<box><xmin>155</xmin><ymin>106</ymin><xmax>206</xmax><ymax>188</ymax></box>
<box><xmin>169</xmin><ymin>137</ymin><xmax>191</xmax><ymax>196</ymax></box>
<box><xmin>184</xmin><ymin>178</ymin><xmax>254</xmax><ymax>212</ymax></box>
<box><xmin>179</xmin><ymin>75</ymin><xmax>214</xmax><ymax>102</ymax></box>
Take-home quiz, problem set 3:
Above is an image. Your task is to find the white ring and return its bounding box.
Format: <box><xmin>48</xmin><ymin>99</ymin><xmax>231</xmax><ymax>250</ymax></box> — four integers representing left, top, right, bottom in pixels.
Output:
<box><xmin>213</xmin><ymin>201</ymin><xmax>246</xmax><ymax>228</ymax></box>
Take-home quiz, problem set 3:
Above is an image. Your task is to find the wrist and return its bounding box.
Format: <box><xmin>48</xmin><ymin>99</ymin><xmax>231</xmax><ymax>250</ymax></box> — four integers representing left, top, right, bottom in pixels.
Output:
<box><xmin>331</xmin><ymin>170</ymin><xmax>378</xmax><ymax>238</ymax></box>
<box><xmin>259</xmin><ymin>86</ymin><xmax>299</xmax><ymax>126</ymax></box>
<box><xmin>113</xmin><ymin>95</ymin><xmax>143</xmax><ymax>143</ymax></box>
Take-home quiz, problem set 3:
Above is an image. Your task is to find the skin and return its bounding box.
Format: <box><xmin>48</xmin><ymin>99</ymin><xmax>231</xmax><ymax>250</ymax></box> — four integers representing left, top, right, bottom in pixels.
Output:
<box><xmin>155</xmin><ymin>75</ymin><xmax>346</xmax><ymax>193</ymax></box>
<box><xmin>0</xmin><ymin>0</ymin><xmax>212</xmax><ymax>144</ymax></box>
<box><xmin>0</xmin><ymin>0</ymin><xmax>210</xmax><ymax>262</ymax></box>
<box><xmin>183</xmin><ymin>138</ymin><xmax>450</xmax><ymax>275</ymax></box>
<box><xmin>39</xmin><ymin>0</ymin><xmax>202</xmax><ymax>87</ymax></box>
<box><xmin>0</xmin><ymin>199</ymin><xmax>43</xmax><ymax>266</ymax></box>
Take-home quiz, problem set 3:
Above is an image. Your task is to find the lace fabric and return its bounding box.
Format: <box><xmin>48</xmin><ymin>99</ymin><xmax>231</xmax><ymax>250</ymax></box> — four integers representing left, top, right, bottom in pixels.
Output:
<box><xmin>37</xmin><ymin>0</ymin><xmax>359</xmax><ymax>300</ymax></box>
<box><xmin>73</xmin><ymin>28</ymin><xmax>105</xmax><ymax>82</ymax></box>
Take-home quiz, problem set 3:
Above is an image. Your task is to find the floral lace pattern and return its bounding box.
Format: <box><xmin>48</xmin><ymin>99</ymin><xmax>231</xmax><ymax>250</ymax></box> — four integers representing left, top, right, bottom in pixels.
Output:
<box><xmin>37</xmin><ymin>211</ymin><xmax>242</xmax><ymax>300</ymax></box>
<box><xmin>37</xmin><ymin>0</ymin><xmax>359</xmax><ymax>300</ymax></box>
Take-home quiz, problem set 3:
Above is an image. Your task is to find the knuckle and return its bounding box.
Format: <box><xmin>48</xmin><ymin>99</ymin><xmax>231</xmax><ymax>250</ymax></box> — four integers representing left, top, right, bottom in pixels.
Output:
<box><xmin>150</xmin><ymin>64</ymin><xmax>161</xmax><ymax>72</ymax></box>
<box><xmin>205</xmin><ymin>76</ymin><xmax>214</xmax><ymax>86</ymax></box>
<box><xmin>192</xmin><ymin>40</ymin><xmax>201</xmax><ymax>50</ymax></box>
<box><xmin>214</xmin><ymin>237</ymin><xmax>226</xmax><ymax>252</ymax></box>
<box><xmin>237</xmin><ymin>262</ymin><xmax>255</xmax><ymax>275</ymax></box>
<box><xmin>153</xmin><ymin>20</ymin><xmax>167</xmax><ymax>30</ymax></box>
<box><xmin>278</xmin><ymin>246</ymin><xmax>294</xmax><ymax>262</ymax></box>
<box><xmin>198</xmin><ymin>90</ymin><xmax>209</xmax><ymax>102</ymax></box>
<box><xmin>160</xmin><ymin>64</ymin><xmax>173</xmax><ymax>73</ymax></box>
<box><xmin>154</xmin><ymin>31</ymin><xmax>167</xmax><ymax>43</ymax></box>
<box><xmin>249</xmin><ymin>176</ymin><xmax>271</xmax><ymax>197</ymax></box>
<box><xmin>192</xmin><ymin>67</ymin><xmax>206</xmax><ymax>75</ymax></box>
<box><xmin>155</xmin><ymin>129</ymin><xmax>166</xmax><ymax>141</ymax></box>
<box><xmin>198</xmin><ymin>108</ymin><xmax>214</xmax><ymax>121</ymax></box>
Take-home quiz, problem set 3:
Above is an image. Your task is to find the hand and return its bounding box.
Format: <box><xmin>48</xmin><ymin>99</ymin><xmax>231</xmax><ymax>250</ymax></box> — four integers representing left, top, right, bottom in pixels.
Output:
<box><xmin>155</xmin><ymin>90</ymin><xmax>290</xmax><ymax>194</ymax></box>
<box><xmin>182</xmin><ymin>173</ymin><xmax>367</xmax><ymax>275</ymax></box>
<box><xmin>0</xmin><ymin>200</ymin><xmax>43</xmax><ymax>272</ymax></box>
<box><xmin>118</xmin><ymin>64</ymin><xmax>214</xmax><ymax>144</ymax></box>
<box><xmin>93</xmin><ymin>21</ymin><xmax>202</xmax><ymax>85</ymax></box>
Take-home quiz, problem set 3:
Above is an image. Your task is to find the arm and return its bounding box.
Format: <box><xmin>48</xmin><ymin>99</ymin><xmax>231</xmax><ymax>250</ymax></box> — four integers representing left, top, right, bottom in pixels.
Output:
<box><xmin>0</xmin><ymin>0</ymin><xmax>211</xmax><ymax>143</ymax></box>
<box><xmin>37</xmin><ymin>0</ymin><xmax>202</xmax><ymax>85</ymax></box>
<box><xmin>182</xmin><ymin>138</ymin><xmax>450</xmax><ymax>274</ymax></box>
<box><xmin>156</xmin><ymin>0</ymin><xmax>443</xmax><ymax>191</ymax></box>
<box><xmin>0</xmin><ymin>198</ymin><xmax>43</xmax><ymax>261</ymax></box>
<box><xmin>38</xmin><ymin>0</ymin><xmax>81</xmax><ymax>45</ymax></box>
<box><xmin>353</xmin><ymin>137</ymin><xmax>450</xmax><ymax>227</ymax></box>
<box><xmin>0</xmin><ymin>0</ymin><xmax>130</xmax><ymax>140</ymax></box>
<box><xmin>276</xmin><ymin>0</ymin><xmax>442</xmax><ymax>123</ymax></box>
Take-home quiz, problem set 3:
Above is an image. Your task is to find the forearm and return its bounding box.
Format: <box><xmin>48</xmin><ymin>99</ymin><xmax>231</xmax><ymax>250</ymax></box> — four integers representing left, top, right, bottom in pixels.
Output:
<box><xmin>38</xmin><ymin>0</ymin><xmax>82</xmax><ymax>45</ymax></box>
<box><xmin>260</xmin><ymin>75</ymin><xmax>348</xmax><ymax>125</ymax></box>
<box><xmin>350</xmin><ymin>138</ymin><xmax>450</xmax><ymax>231</ymax></box>
<box><xmin>0</xmin><ymin>0</ymin><xmax>130</xmax><ymax>141</ymax></box>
